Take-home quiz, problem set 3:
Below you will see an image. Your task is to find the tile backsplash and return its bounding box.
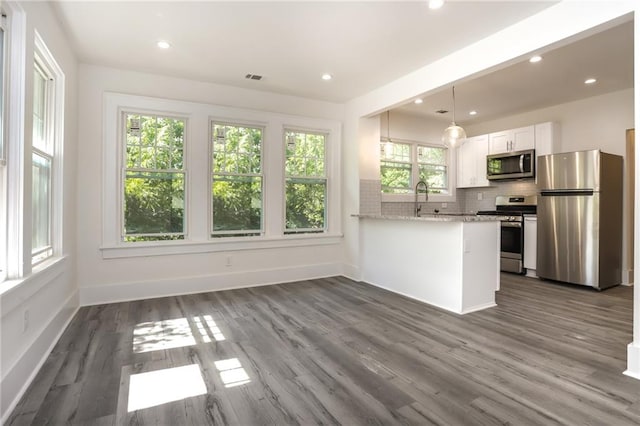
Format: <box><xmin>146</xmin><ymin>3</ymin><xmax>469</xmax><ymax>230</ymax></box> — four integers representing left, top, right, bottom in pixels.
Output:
<box><xmin>360</xmin><ymin>178</ymin><xmax>538</xmax><ymax>215</ymax></box>
<box><xmin>461</xmin><ymin>180</ymin><xmax>538</xmax><ymax>212</ymax></box>
<box><xmin>381</xmin><ymin>201</ymin><xmax>463</xmax><ymax>216</ymax></box>
<box><xmin>359</xmin><ymin>179</ymin><xmax>382</xmax><ymax>215</ymax></box>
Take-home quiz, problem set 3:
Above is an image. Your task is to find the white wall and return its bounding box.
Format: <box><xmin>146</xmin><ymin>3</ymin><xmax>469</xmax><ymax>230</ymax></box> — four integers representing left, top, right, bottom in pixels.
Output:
<box><xmin>76</xmin><ymin>65</ymin><xmax>346</xmax><ymax>305</ymax></box>
<box><xmin>466</xmin><ymin>88</ymin><xmax>634</xmax><ymax>156</ymax></box>
<box><xmin>382</xmin><ymin>111</ymin><xmax>447</xmax><ymax>145</ymax></box>
<box><xmin>0</xmin><ymin>1</ymin><xmax>79</xmax><ymax>421</ymax></box>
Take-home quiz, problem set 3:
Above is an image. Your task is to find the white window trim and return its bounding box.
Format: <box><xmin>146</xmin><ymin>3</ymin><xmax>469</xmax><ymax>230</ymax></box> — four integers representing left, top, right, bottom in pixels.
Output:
<box><xmin>102</xmin><ymin>92</ymin><xmax>342</xmax><ymax>259</ymax></box>
<box><xmin>0</xmin><ymin>11</ymin><xmax>8</xmax><ymax>282</ymax></box>
<box><xmin>3</xmin><ymin>2</ymin><xmax>25</xmax><ymax>280</ymax></box>
<box><xmin>380</xmin><ymin>137</ymin><xmax>456</xmax><ymax>203</ymax></box>
<box><xmin>31</xmin><ymin>31</ymin><xmax>64</xmax><ymax>266</ymax></box>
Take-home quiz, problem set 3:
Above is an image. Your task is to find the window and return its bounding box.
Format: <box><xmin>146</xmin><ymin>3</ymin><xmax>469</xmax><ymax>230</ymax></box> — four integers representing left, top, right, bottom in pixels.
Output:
<box><xmin>380</xmin><ymin>140</ymin><xmax>451</xmax><ymax>197</ymax></box>
<box><xmin>417</xmin><ymin>145</ymin><xmax>448</xmax><ymax>193</ymax></box>
<box><xmin>31</xmin><ymin>59</ymin><xmax>53</xmax><ymax>264</ymax></box>
<box><xmin>285</xmin><ymin>130</ymin><xmax>326</xmax><ymax>233</ymax></box>
<box><xmin>380</xmin><ymin>141</ymin><xmax>411</xmax><ymax>194</ymax></box>
<box><xmin>0</xmin><ymin>13</ymin><xmax>6</xmax><ymax>279</ymax></box>
<box><xmin>211</xmin><ymin>122</ymin><xmax>263</xmax><ymax>237</ymax></box>
<box><xmin>0</xmin><ymin>15</ymin><xmax>5</xmax><ymax>161</ymax></box>
<box><xmin>123</xmin><ymin>113</ymin><xmax>185</xmax><ymax>242</ymax></box>
<box><xmin>103</xmin><ymin>93</ymin><xmax>342</xmax><ymax>258</ymax></box>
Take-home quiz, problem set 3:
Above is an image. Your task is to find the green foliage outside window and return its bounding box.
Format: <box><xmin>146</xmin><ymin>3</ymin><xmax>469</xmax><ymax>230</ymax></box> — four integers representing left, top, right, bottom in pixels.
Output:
<box><xmin>418</xmin><ymin>145</ymin><xmax>447</xmax><ymax>194</ymax></box>
<box><xmin>285</xmin><ymin>131</ymin><xmax>326</xmax><ymax>232</ymax></box>
<box><xmin>124</xmin><ymin>114</ymin><xmax>185</xmax><ymax>241</ymax></box>
<box><xmin>380</xmin><ymin>141</ymin><xmax>449</xmax><ymax>195</ymax></box>
<box><xmin>380</xmin><ymin>141</ymin><xmax>412</xmax><ymax>193</ymax></box>
<box><xmin>212</xmin><ymin>124</ymin><xmax>262</xmax><ymax>236</ymax></box>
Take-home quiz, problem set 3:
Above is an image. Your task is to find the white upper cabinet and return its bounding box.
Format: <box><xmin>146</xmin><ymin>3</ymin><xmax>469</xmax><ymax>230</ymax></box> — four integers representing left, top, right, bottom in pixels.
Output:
<box><xmin>457</xmin><ymin>134</ymin><xmax>490</xmax><ymax>188</ymax></box>
<box><xmin>488</xmin><ymin>125</ymin><xmax>535</xmax><ymax>154</ymax></box>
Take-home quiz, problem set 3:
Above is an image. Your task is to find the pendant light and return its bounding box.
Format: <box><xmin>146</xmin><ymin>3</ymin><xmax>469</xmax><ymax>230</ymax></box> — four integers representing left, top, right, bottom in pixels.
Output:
<box><xmin>442</xmin><ymin>86</ymin><xmax>466</xmax><ymax>147</ymax></box>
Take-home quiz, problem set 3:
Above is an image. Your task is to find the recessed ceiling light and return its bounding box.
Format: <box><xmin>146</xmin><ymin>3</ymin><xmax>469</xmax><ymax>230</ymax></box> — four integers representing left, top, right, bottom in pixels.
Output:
<box><xmin>429</xmin><ymin>0</ymin><xmax>444</xmax><ymax>10</ymax></box>
<box><xmin>469</xmin><ymin>110</ymin><xmax>477</xmax><ymax>116</ymax></box>
<box><xmin>585</xmin><ymin>78</ymin><xmax>597</xmax><ymax>85</ymax></box>
<box><xmin>414</xmin><ymin>99</ymin><xmax>423</xmax><ymax>105</ymax></box>
<box><xmin>321</xmin><ymin>73</ymin><xmax>332</xmax><ymax>81</ymax></box>
<box><xmin>157</xmin><ymin>40</ymin><xmax>171</xmax><ymax>49</ymax></box>
<box><xmin>529</xmin><ymin>55</ymin><xmax>542</xmax><ymax>63</ymax></box>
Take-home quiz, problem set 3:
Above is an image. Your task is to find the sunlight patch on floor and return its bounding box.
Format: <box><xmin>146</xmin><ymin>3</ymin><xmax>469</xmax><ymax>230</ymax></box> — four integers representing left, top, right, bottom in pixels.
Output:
<box><xmin>194</xmin><ymin>314</ymin><xmax>225</xmax><ymax>342</ymax></box>
<box><xmin>133</xmin><ymin>318</ymin><xmax>196</xmax><ymax>353</ymax></box>
<box><xmin>127</xmin><ymin>364</ymin><xmax>207</xmax><ymax>412</ymax></box>
<box><xmin>214</xmin><ymin>358</ymin><xmax>251</xmax><ymax>388</ymax></box>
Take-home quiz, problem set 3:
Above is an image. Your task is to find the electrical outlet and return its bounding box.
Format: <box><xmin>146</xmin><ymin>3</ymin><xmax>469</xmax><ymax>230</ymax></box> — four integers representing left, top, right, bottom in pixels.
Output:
<box><xmin>23</xmin><ymin>309</ymin><xmax>29</xmax><ymax>333</ymax></box>
<box><xmin>226</xmin><ymin>256</ymin><xmax>232</xmax><ymax>267</ymax></box>
<box><xmin>441</xmin><ymin>202</ymin><xmax>447</xmax><ymax>208</ymax></box>
<box><xmin>477</xmin><ymin>192</ymin><xmax>483</xmax><ymax>201</ymax></box>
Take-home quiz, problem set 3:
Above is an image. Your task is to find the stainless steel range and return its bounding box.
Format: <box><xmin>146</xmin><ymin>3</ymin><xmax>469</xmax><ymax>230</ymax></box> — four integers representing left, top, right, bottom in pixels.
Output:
<box><xmin>477</xmin><ymin>195</ymin><xmax>537</xmax><ymax>274</ymax></box>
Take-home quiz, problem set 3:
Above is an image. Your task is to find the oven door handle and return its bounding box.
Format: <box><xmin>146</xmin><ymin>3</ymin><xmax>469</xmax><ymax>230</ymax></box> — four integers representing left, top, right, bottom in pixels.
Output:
<box><xmin>501</xmin><ymin>222</ymin><xmax>522</xmax><ymax>228</ymax></box>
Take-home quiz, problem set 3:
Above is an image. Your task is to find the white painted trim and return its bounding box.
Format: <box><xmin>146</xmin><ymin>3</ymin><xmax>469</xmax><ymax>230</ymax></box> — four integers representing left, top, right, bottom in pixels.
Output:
<box><xmin>102</xmin><ymin>92</ymin><xmax>342</xmax><ymax>251</ymax></box>
<box><xmin>0</xmin><ymin>255</ymin><xmax>66</xmax><ymax>316</ymax></box>
<box><xmin>623</xmin><ymin>342</ymin><xmax>640</xmax><ymax>380</ymax></box>
<box><xmin>100</xmin><ymin>233</ymin><xmax>342</xmax><ymax>259</ymax></box>
<box><xmin>460</xmin><ymin>301</ymin><xmax>497</xmax><ymax>315</ymax></box>
<box><xmin>33</xmin><ymin>30</ymin><xmax>65</xmax><ymax>266</ymax></box>
<box><xmin>363</xmin><ymin>278</ymin><xmax>468</xmax><ymax>316</ymax></box>
<box><xmin>341</xmin><ymin>262</ymin><xmax>360</xmax><ymax>282</ymax></box>
<box><xmin>79</xmin><ymin>262</ymin><xmax>344</xmax><ymax>306</ymax></box>
<box><xmin>3</xmin><ymin>1</ymin><xmax>25</xmax><ymax>279</ymax></box>
<box><xmin>0</xmin><ymin>290</ymin><xmax>79</xmax><ymax>423</ymax></box>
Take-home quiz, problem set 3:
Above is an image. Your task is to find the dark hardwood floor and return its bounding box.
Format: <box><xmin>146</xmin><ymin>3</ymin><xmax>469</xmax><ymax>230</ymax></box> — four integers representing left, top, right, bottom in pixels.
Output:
<box><xmin>7</xmin><ymin>274</ymin><xmax>640</xmax><ymax>425</ymax></box>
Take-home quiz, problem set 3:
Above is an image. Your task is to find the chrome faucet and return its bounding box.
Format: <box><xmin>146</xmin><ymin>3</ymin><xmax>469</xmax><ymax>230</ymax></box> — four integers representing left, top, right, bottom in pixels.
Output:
<box><xmin>414</xmin><ymin>180</ymin><xmax>429</xmax><ymax>216</ymax></box>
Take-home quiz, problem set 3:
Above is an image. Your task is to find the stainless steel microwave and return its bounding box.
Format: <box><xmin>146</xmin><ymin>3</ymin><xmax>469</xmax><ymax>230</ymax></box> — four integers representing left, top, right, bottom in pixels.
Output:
<box><xmin>487</xmin><ymin>149</ymin><xmax>535</xmax><ymax>180</ymax></box>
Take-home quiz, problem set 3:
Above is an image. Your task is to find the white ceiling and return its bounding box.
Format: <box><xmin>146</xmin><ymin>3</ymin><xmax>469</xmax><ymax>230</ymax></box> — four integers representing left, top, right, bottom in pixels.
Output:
<box><xmin>396</xmin><ymin>18</ymin><xmax>635</xmax><ymax>125</ymax></box>
<box><xmin>51</xmin><ymin>1</ymin><xmax>557</xmax><ymax>103</ymax></box>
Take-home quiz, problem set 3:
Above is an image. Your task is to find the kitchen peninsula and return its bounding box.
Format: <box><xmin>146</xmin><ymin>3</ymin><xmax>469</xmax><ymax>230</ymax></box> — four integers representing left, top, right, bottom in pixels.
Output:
<box><xmin>356</xmin><ymin>214</ymin><xmax>500</xmax><ymax>314</ymax></box>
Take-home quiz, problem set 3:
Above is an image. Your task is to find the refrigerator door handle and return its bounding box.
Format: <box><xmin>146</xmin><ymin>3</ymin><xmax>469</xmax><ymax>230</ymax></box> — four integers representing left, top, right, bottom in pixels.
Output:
<box><xmin>540</xmin><ymin>189</ymin><xmax>595</xmax><ymax>196</ymax></box>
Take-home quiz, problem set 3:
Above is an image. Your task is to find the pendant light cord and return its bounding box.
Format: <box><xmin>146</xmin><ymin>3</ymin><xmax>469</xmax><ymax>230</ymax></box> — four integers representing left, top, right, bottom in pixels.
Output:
<box><xmin>387</xmin><ymin>110</ymin><xmax>391</xmax><ymax>142</ymax></box>
<box><xmin>452</xmin><ymin>86</ymin><xmax>456</xmax><ymax>124</ymax></box>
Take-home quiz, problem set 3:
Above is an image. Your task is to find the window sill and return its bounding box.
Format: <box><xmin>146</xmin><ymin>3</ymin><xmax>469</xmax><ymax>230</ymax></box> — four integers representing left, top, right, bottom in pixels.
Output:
<box><xmin>0</xmin><ymin>255</ymin><xmax>68</xmax><ymax>318</ymax></box>
<box><xmin>100</xmin><ymin>233</ymin><xmax>343</xmax><ymax>259</ymax></box>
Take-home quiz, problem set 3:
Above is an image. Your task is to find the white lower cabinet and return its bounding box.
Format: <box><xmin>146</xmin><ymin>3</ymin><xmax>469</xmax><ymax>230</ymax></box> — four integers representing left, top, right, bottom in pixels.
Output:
<box><xmin>524</xmin><ymin>215</ymin><xmax>537</xmax><ymax>278</ymax></box>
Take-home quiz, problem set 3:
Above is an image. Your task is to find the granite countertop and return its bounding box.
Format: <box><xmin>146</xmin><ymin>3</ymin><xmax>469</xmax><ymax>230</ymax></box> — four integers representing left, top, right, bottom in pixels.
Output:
<box><xmin>353</xmin><ymin>213</ymin><xmax>501</xmax><ymax>222</ymax></box>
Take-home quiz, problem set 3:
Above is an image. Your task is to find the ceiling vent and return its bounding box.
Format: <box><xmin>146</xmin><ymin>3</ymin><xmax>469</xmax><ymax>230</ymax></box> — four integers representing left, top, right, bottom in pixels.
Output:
<box><xmin>435</xmin><ymin>109</ymin><xmax>449</xmax><ymax>114</ymax></box>
<box><xmin>245</xmin><ymin>74</ymin><xmax>263</xmax><ymax>81</ymax></box>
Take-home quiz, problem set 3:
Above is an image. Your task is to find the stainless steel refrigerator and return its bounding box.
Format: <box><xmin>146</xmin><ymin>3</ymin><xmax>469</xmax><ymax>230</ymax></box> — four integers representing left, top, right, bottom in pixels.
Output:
<box><xmin>537</xmin><ymin>150</ymin><xmax>623</xmax><ymax>290</ymax></box>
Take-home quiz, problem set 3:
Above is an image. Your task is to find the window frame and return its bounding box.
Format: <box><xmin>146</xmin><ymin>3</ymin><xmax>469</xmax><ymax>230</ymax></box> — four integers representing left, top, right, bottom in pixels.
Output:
<box><xmin>380</xmin><ymin>137</ymin><xmax>456</xmax><ymax>203</ymax></box>
<box><xmin>121</xmin><ymin>111</ymin><xmax>188</xmax><ymax>242</ymax></box>
<box><xmin>284</xmin><ymin>128</ymin><xmax>328</xmax><ymax>234</ymax></box>
<box><xmin>0</xmin><ymin>11</ymin><xmax>7</xmax><ymax>281</ymax></box>
<box><xmin>31</xmin><ymin>31</ymin><xmax>63</xmax><ymax>267</ymax></box>
<box><xmin>102</xmin><ymin>93</ymin><xmax>342</xmax><ymax>259</ymax></box>
<box><xmin>210</xmin><ymin>120</ymin><xmax>265</xmax><ymax>238</ymax></box>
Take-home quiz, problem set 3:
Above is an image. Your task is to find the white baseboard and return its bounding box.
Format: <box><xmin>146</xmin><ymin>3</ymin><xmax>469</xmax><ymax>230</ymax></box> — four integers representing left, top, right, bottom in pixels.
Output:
<box><xmin>80</xmin><ymin>262</ymin><xmax>344</xmax><ymax>306</ymax></box>
<box><xmin>624</xmin><ymin>342</ymin><xmax>640</xmax><ymax>380</ymax></box>
<box><xmin>362</xmin><ymin>278</ymin><xmax>483</xmax><ymax>316</ymax></box>
<box><xmin>341</xmin><ymin>263</ymin><xmax>361</xmax><ymax>282</ymax></box>
<box><xmin>1</xmin><ymin>290</ymin><xmax>79</xmax><ymax>424</ymax></box>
